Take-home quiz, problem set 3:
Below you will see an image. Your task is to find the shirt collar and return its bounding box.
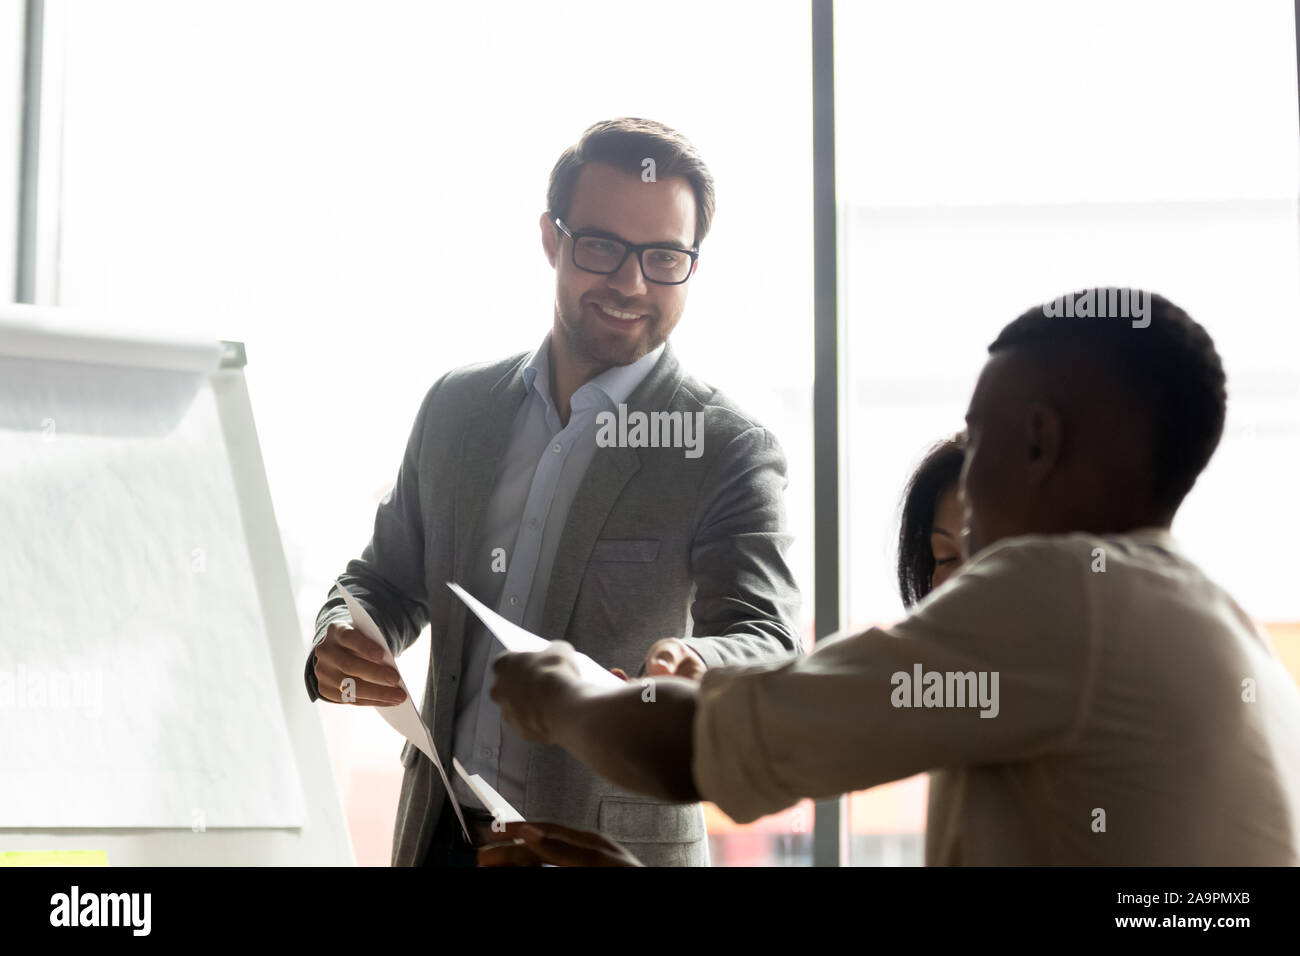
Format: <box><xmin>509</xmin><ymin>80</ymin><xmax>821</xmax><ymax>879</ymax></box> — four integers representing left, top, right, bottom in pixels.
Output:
<box><xmin>522</xmin><ymin>337</ymin><xmax>551</xmax><ymax>403</ymax></box>
<box><xmin>587</xmin><ymin>340</ymin><xmax>666</xmax><ymax>406</ymax></box>
<box><xmin>1123</xmin><ymin>525</ymin><xmax>1181</xmax><ymax>553</ymax></box>
<box><xmin>523</xmin><ymin>332</ymin><xmax>665</xmax><ymax>411</ymax></box>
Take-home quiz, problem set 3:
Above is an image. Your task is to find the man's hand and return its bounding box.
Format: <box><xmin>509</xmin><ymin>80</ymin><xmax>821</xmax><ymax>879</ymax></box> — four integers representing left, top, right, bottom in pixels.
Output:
<box><xmin>490</xmin><ymin>642</ymin><xmax>585</xmax><ymax>745</ymax></box>
<box><xmin>477</xmin><ymin>821</ymin><xmax>643</xmax><ymax>867</ymax></box>
<box><xmin>312</xmin><ymin>621</ymin><xmax>407</xmax><ymax>705</ymax></box>
<box><xmin>643</xmin><ymin>637</ymin><xmax>706</xmax><ymax>680</ymax></box>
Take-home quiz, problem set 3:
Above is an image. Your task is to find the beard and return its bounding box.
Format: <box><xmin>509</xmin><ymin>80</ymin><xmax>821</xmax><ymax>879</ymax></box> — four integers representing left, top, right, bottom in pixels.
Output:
<box><xmin>555</xmin><ymin>290</ymin><xmax>672</xmax><ymax>369</ymax></box>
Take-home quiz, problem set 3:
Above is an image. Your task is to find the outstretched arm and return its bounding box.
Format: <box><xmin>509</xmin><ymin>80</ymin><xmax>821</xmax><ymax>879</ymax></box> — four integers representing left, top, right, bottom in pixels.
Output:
<box><xmin>491</xmin><ymin>643</ymin><xmax>701</xmax><ymax>803</ymax></box>
<box><xmin>492</xmin><ymin>538</ymin><xmax>1093</xmax><ymax>824</ymax></box>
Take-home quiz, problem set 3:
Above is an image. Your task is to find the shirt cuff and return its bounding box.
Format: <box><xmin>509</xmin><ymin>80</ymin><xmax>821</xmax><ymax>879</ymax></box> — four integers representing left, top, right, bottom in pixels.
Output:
<box><xmin>679</xmin><ymin>636</ymin><xmax>724</xmax><ymax>670</ymax></box>
<box><xmin>304</xmin><ymin>650</ymin><xmax>321</xmax><ymax>702</ymax></box>
<box><xmin>313</xmin><ymin>609</ymin><xmax>352</xmax><ymax>647</ymax></box>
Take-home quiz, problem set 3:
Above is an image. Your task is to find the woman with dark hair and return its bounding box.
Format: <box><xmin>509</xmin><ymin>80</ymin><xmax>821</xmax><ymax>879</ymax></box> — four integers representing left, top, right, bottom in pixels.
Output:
<box><xmin>895</xmin><ymin>435</ymin><xmax>969</xmax><ymax>867</ymax></box>
<box><xmin>896</xmin><ymin>437</ymin><xmax>966</xmax><ymax>608</ymax></box>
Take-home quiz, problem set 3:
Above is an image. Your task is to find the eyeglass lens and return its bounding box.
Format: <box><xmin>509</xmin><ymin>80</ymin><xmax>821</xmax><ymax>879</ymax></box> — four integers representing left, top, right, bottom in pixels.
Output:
<box><xmin>574</xmin><ymin>236</ymin><xmax>691</xmax><ymax>284</ymax></box>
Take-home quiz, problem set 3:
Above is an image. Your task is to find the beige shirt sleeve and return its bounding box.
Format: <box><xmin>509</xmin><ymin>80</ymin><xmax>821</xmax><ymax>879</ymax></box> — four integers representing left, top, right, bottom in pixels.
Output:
<box><xmin>691</xmin><ymin>536</ymin><xmax>1101</xmax><ymax>824</ymax></box>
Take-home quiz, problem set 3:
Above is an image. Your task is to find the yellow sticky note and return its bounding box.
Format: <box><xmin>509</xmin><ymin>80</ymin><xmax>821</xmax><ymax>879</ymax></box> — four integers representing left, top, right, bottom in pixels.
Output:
<box><xmin>0</xmin><ymin>850</ymin><xmax>109</xmax><ymax>866</ymax></box>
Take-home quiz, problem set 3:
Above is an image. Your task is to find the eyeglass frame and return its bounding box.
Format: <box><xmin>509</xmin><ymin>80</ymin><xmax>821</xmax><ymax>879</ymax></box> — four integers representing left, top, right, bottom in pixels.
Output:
<box><xmin>551</xmin><ymin>216</ymin><xmax>699</xmax><ymax>286</ymax></box>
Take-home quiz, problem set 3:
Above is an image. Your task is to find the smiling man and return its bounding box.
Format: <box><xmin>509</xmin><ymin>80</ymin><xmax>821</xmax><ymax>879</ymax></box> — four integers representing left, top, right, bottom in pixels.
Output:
<box><xmin>302</xmin><ymin>118</ymin><xmax>802</xmax><ymax>867</ymax></box>
<box><xmin>487</xmin><ymin>290</ymin><xmax>1300</xmax><ymax>866</ymax></box>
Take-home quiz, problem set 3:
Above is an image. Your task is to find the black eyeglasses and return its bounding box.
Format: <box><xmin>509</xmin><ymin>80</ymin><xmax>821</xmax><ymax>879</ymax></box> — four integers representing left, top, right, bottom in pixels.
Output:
<box><xmin>552</xmin><ymin>217</ymin><xmax>698</xmax><ymax>286</ymax></box>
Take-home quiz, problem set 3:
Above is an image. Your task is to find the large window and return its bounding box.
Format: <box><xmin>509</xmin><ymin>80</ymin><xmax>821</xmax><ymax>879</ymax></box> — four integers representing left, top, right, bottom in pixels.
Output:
<box><xmin>835</xmin><ymin>0</ymin><xmax>1300</xmax><ymax>865</ymax></box>
<box><xmin>33</xmin><ymin>0</ymin><xmax>814</xmax><ymax>866</ymax></box>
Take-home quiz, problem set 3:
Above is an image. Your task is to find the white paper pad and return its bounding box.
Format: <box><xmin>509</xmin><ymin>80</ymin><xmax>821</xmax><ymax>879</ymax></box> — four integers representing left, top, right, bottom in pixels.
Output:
<box><xmin>335</xmin><ymin>582</ymin><xmax>469</xmax><ymax>842</ymax></box>
<box><xmin>453</xmin><ymin>757</ymin><xmax>525</xmax><ymax>826</ymax></box>
<box><xmin>0</xmin><ymin>306</ymin><xmax>225</xmax><ymax>373</ymax></box>
<box><xmin>446</xmin><ymin>582</ymin><xmax>625</xmax><ymax>688</ymax></box>
<box><xmin>0</xmin><ymin>358</ymin><xmax>304</xmax><ymax>827</ymax></box>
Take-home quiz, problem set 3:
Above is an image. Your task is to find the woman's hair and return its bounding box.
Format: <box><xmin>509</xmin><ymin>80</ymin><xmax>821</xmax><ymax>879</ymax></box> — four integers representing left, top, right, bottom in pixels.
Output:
<box><xmin>897</xmin><ymin>438</ymin><xmax>966</xmax><ymax>609</ymax></box>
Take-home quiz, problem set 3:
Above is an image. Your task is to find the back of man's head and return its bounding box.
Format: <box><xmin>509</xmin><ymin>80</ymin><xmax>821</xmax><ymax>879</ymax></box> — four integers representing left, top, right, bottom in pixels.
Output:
<box><xmin>987</xmin><ymin>289</ymin><xmax>1227</xmax><ymax>523</ymax></box>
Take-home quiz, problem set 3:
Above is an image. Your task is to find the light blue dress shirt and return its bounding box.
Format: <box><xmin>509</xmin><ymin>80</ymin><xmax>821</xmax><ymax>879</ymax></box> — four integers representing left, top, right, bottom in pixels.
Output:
<box><xmin>450</xmin><ymin>332</ymin><xmax>665</xmax><ymax>810</ymax></box>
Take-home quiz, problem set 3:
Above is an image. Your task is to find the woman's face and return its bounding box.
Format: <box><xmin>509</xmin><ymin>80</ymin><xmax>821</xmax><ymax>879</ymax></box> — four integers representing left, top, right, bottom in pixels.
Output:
<box><xmin>930</xmin><ymin>484</ymin><xmax>965</xmax><ymax>591</ymax></box>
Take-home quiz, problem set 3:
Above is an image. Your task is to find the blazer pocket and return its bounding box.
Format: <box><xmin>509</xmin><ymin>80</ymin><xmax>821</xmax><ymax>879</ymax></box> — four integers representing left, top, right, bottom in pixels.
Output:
<box><xmin>589</xmin><ymin>538</ymin><xmax>660</xmax><ymax>563</ymax></box>
<box><xmin>598</xmin><ymin>797</ymin><xmax>703</xmax><ymax>844</ymax></box>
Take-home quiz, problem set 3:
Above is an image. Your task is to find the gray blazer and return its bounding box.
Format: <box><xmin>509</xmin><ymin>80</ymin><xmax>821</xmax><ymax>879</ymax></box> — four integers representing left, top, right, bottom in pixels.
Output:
<box><xmin>303</xmin><ymin>340</ymin><xmax>802</xmax><ymax>866</ymax></box>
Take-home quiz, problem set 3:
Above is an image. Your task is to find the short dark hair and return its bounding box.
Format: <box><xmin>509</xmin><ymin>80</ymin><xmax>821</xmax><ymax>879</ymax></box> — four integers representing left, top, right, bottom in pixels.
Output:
<box><xmin>897</xmin><ymin>438</ymin><xmax>966</xmax><ymax>609</ymax></box>
<box><xmin>988</xmin><ymin>288</ymin><xmax>1227</xmax><ymax>517</ymax></box>
<box><xmin>546</xmin><ymin>118</ymin><xmax>716</xmax><ymax>247</ymax></box>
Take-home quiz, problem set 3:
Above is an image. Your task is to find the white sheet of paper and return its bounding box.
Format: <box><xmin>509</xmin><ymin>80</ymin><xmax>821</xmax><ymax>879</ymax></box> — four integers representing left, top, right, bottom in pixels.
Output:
<box><xmin>452</xmin><ymin>758</ymin><xmax>525</xmax><ymax>826</ymax></box>
<box><xmin>335</xmin><ymin>582</ymin><xmax>469</xmax><ymax>842</ymax></box>
<box><xmin>446</xmin><ymin>582</ymin><xmax>625</xmax><ymax>688</ymax></box>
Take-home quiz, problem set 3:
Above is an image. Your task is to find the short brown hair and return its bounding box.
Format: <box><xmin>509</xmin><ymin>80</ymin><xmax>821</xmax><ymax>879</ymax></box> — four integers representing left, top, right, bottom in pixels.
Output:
<box><xmin>546</xmin><ymin>118</ymin><xmax>716</xmax><ymax>247</ymax></box>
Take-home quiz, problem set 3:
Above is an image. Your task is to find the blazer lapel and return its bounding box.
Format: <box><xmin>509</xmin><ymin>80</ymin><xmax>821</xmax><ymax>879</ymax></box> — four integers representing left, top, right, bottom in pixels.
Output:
<box><xmin>453</xmin><ymin>358</ymin><xmax>529</xmax><ymax>583</ymax></box>
<box><xmin>430</xmin><ymin>355</ymin><xmax>529</xmax><ymax>756</ymax></box>
<box><xmin>538</xmin><ymin>342</ymin><xmax>685</xmax><ymax>640</ymax></box>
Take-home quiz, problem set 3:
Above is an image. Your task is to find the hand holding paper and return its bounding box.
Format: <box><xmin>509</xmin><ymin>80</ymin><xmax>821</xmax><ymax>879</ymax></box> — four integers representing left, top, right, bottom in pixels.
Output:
<box><xmin>491</xmin><ymin>639</ymin><xmax>595</xmax><ymax>745</ymax></box>
<box><xmin>334</xmin><ymin>582</ymin><xmax>470</xmax><ymax>843</ymax></box>
<box><xmin>449</xmin><ymin>580</ymin><xmax>700</xmax><ymax>806</ymax></box>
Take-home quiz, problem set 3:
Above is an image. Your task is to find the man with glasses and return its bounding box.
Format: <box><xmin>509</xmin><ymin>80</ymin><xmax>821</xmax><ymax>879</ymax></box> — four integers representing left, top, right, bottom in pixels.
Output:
<box><xmin>302</xmin><ymin>118</ymin><xmax>802</xmax><ymax>867</ymax></box>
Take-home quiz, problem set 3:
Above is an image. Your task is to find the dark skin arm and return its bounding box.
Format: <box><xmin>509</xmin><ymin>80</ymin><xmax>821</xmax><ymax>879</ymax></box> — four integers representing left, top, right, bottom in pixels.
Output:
<box><xmin>489</xmin><ymin>642</ymin><xmax>701</xmax><ymax>803</ymax></box>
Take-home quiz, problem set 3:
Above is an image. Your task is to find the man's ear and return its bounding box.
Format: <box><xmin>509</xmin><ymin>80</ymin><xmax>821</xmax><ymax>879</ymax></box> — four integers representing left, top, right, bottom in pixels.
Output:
<box><xmin>1024</xmin><ymin>402</ymin><xmax>1063</xmax><ymax>486</ymax></box>
<box><xmin>540</xmin><ymin>212</ymin><xmax>559</xmax><ymax>268</ymax></box>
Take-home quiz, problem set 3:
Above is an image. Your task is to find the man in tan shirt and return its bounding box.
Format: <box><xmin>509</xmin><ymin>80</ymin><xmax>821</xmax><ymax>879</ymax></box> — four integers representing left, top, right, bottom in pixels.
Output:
<box><xmin>484</xmin><ymin>288</ymin><xmax>1300</xmax><ymax>866</ymax></box>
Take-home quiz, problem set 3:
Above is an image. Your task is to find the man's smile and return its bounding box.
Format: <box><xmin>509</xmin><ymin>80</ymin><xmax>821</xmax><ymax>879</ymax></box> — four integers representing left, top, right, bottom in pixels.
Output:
<box><xmin>590</xmin><ymin>300</ymin><xmax>649</xmax><ymax>326</ymax></box>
